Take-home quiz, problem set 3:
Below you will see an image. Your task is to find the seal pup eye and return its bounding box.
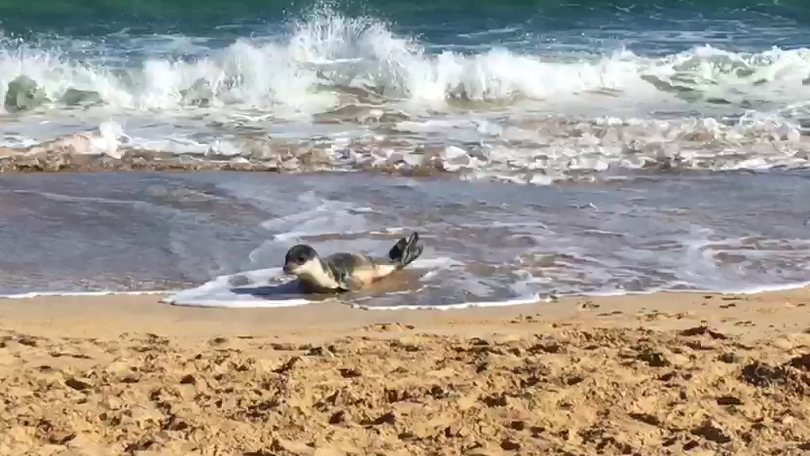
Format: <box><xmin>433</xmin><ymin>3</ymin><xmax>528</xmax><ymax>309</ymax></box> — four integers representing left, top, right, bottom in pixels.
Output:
<box><xmin>296</xmin><ymin>254</ymin><xmax>308</xmax><ymax>263</ymax></box>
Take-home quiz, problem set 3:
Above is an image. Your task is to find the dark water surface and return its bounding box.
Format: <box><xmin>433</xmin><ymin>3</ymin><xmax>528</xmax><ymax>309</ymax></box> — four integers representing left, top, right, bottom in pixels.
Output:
<box><xmin>1</xmin><ymin>171</ymin><xmax>808</xmax><ymax>306</ymax></box>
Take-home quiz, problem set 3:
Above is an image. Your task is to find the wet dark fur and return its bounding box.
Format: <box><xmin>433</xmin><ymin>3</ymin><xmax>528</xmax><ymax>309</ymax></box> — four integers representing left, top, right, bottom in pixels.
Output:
<box><xmin>323</xmin><ymin>252</ymin><xmax>370</xmax><ymax>289</ymax></box>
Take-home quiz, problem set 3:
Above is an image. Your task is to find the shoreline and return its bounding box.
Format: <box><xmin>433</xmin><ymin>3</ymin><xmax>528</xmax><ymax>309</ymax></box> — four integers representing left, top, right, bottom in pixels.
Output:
<box><xmin>1</xmin><ymin>287</ymin><xmax>809</xmax><ymax>342</ymax></box>
<box><xmin>1</xmin><ymin>288</ymin><xmax>809</xmax><ymax>455</ymax></box>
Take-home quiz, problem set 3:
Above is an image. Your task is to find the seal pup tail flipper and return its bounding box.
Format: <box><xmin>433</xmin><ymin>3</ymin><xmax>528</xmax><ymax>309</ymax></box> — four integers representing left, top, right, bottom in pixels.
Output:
<box><xmin>388</xmin><ymin>232</ymin><xmax>423</xmax><ymax>269</ymax></box>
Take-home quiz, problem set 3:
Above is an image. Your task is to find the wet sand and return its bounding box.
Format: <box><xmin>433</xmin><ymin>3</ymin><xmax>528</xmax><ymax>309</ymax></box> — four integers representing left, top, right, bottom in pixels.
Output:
<box><xmin>1</xmin><ymin>290</ymin><xmax>809</xmax><ymax>455</ymax></box>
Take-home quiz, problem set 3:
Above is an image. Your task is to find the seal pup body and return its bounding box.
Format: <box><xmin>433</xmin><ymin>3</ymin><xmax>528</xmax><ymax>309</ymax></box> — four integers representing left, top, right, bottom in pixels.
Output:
<box><xmin>283</xmin><ymin>232</ymin><xmax>424</xmax><ymax>293</ymax></box>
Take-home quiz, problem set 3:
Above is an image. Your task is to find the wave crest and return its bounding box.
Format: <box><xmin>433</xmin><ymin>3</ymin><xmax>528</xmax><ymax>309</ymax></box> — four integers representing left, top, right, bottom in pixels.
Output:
<box><xmin>3</xmin><ymin>10</ymin><xmax>810</xmax><ymax>114</ymax></box>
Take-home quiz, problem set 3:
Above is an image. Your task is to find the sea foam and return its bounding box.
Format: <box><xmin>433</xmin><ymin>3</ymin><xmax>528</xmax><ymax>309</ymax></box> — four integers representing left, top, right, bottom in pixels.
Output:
<box><xmin>3</xmin><ymin>10</ymin><xmax>810</xmax><ymax>181</ymax></box>
<box><xmin>3</xmin><ymin>11</ymin><xmax>810</xmax><ymax>114</ymax></box>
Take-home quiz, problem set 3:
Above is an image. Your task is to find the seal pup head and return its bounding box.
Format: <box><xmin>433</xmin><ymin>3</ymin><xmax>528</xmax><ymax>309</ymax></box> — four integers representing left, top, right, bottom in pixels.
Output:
<box><xmin>283</xmin><ymin>244</ymin><xmax>344</xmax><ymax>292</ymax></box>
<box><xmin>283</xmin><ymin>244</ymin><xmax>319</xmax><ymax>275</ymax></box>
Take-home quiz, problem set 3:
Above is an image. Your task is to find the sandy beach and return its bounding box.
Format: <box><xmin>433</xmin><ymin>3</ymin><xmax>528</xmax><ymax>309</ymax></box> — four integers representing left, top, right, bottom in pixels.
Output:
<box><xmin>0</xmin><ymin>290</ymin><xmax>809</xmax><ymax>455</ymax></box>
<box><xmin>5</xmin><ymin>0</ymin><xmax>810</xmax><ymax>454</ymax></box>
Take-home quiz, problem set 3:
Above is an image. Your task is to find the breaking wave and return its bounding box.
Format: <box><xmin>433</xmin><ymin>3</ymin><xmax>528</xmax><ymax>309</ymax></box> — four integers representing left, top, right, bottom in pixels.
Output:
<box><xmin>4</xmin><ymin>8</ymin><xmax>810</xmax><ymax>182</ymax></box>
<box><xmin>3</xmin><ymin>10</ymin><xmax>810</xmax><ymax>114</ymax></box>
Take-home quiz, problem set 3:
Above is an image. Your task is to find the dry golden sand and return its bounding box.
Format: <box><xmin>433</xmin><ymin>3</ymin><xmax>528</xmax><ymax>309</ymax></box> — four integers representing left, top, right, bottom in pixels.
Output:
<box><xmin>1</xmin><ymin>290</ymin><xmax>810</xmax><ymax>455</ymax></box>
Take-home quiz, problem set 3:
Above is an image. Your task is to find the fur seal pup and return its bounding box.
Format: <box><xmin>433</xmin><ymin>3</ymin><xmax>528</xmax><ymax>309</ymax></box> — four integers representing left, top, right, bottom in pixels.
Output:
<box><xmin>283</xmin><ymin>232</ymin><xmax>424</xmax><ymax>293</ymax></box>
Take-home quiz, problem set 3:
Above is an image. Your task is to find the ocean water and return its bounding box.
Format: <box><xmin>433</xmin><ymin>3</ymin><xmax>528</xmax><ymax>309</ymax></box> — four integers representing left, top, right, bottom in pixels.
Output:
<box><xmin>1</xmin><ymin>170</ymin><xmax>809</xmax><ymax>308</ymax></box>
<box><xmin>2</xmin><ymin>0</ymin><xmax>810</xmax><ymax>307</ymax></box>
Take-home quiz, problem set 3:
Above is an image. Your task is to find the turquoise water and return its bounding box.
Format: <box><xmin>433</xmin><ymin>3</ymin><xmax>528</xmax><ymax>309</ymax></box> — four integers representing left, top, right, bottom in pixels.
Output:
<box><xmin>5</xmin><ymin>0</ymin><xmax>810</xmax><ymax>55</ymax></box>
<box><xmin>2</xmin><ymin>0</ymin><xmax>809</xmax><ymax>38</ymax></box>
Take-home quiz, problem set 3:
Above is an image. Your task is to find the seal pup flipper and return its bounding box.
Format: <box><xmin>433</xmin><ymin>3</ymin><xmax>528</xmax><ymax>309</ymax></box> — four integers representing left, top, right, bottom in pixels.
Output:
<box><xmin>388</xmin><ymin>232</ymin><xmax>423</xmax><ymax>269</ymax></box>
<box><xmin>339</xmin><ymin>275</ymin><xmax>365</xmax><ymax>292</ymax></box>
<box><xmin>351</xmin><ymin>231</ymin><xmax>424</xmax><ymax>284</ymax></box>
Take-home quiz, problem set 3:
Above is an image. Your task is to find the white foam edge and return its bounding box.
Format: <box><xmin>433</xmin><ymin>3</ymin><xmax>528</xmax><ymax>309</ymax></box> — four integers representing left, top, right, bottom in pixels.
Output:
<box><xmin>163</xmin><ymin>256</ymin><xmax>464</xmax><ymax>309</ymax></box>
<box><xmin>350</xmin><ymin>294</ymin><xmax>547</xmax><ymax>311</ymax></box>
<box><xmin>161</xmin><ymin>267</ymin><xmax>315</xmax><ymax>308</ymax></box>
<box><xmin>4</xmin><ymin>277</ymin><xmax>804</xmax><ymax>307</ymax></box>
<box><xmin>546</xmin><ymin>280</ymin><xmax>810</xmax><ymax>300</ymax></box>
<box><xmin>166</xmin><ymin>297</ymin><xmax>314</xmax><ymax>308</ymax></box>
<box><xmin>669</xmin><ymin>280</ymin><xmax>810</xmax><ymax>296</ymax></box>
<box><xmin>354</xmin><ymin>279</ymin><xmax>810</xmax><ymax>311</ymax></box>
<box><xmin>0</xmin><ymin>290</ymin><xmax>172</xmax><ymax>300</ymax></box>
